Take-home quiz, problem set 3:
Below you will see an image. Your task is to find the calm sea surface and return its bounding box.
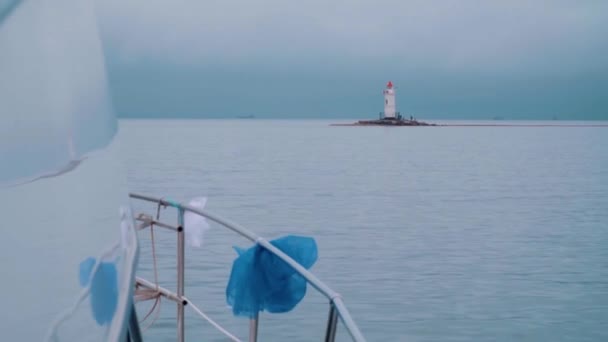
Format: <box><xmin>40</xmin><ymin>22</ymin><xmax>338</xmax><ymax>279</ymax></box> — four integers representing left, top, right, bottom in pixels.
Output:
<box><xmin>119</xmin><ymin>119</ymin><xmax>608</xmax><ymax>341</ymax></box>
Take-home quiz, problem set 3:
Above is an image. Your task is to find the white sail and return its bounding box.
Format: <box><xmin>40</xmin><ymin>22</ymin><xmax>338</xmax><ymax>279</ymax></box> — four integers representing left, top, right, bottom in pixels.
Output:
<box><xmin>0</xmin><ymin>1</ymin><xmax>137</xmax><ymax>341</ymax></box>
<box><xmin>68</xmin><ymin>128</ymin><xmax>77</xmax><ymax>161</ymax></box>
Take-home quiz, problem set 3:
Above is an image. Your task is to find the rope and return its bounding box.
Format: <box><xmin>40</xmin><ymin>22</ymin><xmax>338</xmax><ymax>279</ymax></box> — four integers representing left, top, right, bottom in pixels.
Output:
<box><xmin>140</xmin><ymin>296</ymin><xmax>162</xmax><ymax>333</ymax></box>
<box><xmin>137</xmin><ymin>201</ymin><xmax>164</xmax><ymax>330</ymax></box>
<box><xmin>182</xmin><ymin>296</ymin><xmax>243</xmax><ymax>342</ymax></box>
<box><xmin>152</xmin><ymin>201</ymin><xmax>162</xmax><ymax>291</ymax></box>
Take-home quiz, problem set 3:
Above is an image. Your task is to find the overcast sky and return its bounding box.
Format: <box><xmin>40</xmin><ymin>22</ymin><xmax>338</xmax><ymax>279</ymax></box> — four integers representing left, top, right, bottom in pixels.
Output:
<box><xmin>95</xmin><ymin>0</ymin><xmax>608</xmax><ymax>120</ymax></box>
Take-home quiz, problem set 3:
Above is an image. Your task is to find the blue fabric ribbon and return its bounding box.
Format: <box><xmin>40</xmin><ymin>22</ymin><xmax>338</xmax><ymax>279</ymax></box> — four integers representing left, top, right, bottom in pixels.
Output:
<box><xmin>226</xmin><ymin>235</ymin><xmax>318</xmax><ymax>318</ymax></box>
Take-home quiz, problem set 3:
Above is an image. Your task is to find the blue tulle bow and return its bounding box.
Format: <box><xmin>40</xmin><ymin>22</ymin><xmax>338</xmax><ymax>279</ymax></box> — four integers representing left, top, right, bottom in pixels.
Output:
<box><xmin>226</xmin><ymin>235</ymin><xmax>318</xmax><ymax>318</ymax></box>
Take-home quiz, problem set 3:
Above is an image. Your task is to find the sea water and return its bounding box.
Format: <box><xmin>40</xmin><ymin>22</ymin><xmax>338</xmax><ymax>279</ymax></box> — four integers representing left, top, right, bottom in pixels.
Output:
<box><xmin>120</xmin><ymin>119</ymin><xmax>608</xmax><ymax>341</ymax></box>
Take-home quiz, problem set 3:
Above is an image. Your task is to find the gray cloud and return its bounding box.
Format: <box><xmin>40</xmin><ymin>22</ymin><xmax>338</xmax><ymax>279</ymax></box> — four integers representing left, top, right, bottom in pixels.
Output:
<box><xmin>97</xmin><ymin>1</ymin><xmax>607</xmax><ymax>69</ymax></box>
<box><xmin>94</xmin><ymin>0</ymin><xmax>608</xmax><ymax>119</ymax></box>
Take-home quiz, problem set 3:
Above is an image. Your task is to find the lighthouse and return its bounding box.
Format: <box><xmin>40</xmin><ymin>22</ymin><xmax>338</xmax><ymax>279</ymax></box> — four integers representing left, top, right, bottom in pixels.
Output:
<box><xmin>383</xmin><ymin>81</ymin><xmax>396</xmax><ymax>119</ymax></box>
<box><xmin>348</xmin><ymin>80</ymin><xmax>434</xmax><ymax>125</ymax></box>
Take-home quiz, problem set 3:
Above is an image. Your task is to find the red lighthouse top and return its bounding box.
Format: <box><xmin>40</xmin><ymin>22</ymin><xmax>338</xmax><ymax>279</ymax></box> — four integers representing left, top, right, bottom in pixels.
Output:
<box><xmin>386</xmin><ymin>81</ymin><xmax>393</xmax><ymax>89</ymax></box>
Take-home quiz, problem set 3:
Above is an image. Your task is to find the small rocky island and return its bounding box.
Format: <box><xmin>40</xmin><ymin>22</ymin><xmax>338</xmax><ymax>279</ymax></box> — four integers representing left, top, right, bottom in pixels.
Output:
<box><xmin>356</xmin><ymin>117</ymin><xmax>436</xmax><ymax>126</ymax></box>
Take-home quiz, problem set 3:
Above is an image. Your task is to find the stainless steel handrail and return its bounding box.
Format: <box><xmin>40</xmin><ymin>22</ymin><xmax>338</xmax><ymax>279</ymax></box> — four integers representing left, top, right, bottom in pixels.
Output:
<box><xmin>129</xmin><ymin>193</ymin><xmax>366</xmax><ymax>342</ymax></box>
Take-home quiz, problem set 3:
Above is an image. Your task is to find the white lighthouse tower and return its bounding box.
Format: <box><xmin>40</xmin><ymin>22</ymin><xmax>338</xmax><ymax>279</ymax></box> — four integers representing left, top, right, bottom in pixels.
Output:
<box><xmin>355</xmin><ymin>80</ymin><xmax>431</xmax><ymax>125</ymax></box>
<box><xmin>383</xmin><ymin>81</ymin><xmax>396</xmax><ymax>119</ymax></box>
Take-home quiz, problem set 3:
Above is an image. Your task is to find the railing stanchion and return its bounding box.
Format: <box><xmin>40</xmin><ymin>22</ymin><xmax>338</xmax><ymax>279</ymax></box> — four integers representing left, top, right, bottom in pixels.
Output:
<box><xmin>324</xmin><ymin>302</ymin><xmax>338</xmax><ymax>342</ymax></box>
<box><xmin>177</xmin><ymin>209</ymin><xmax>186</xmax><ymax>342</ymax></box>
<box><xmin>249</xmin><ymin>313</ymin><xmax>259</xmax><ymax>342</ymax></box>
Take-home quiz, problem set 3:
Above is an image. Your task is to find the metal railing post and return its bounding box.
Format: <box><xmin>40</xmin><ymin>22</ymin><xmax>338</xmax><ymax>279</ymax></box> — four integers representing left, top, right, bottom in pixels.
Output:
<box><xmin>177</xmin><ymin>209</ymin><xmax>186</xmax><ymax>342</ymax></box>
<box><xmin>324</xmin><ymin>303</ymin><xmax>338</xmax><ymax>342</ymax></box>
<box><xmin>249</xmin><ymin>313</ymin><xmax>259</xmax><ymax>342</ymax></box>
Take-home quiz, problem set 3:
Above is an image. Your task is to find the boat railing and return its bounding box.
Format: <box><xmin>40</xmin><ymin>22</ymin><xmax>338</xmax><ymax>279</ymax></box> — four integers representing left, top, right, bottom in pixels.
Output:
<box><xmin>128</xmin><ymin>193</ymin><xmax>366</xmax><ymax>342</ymax></box>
